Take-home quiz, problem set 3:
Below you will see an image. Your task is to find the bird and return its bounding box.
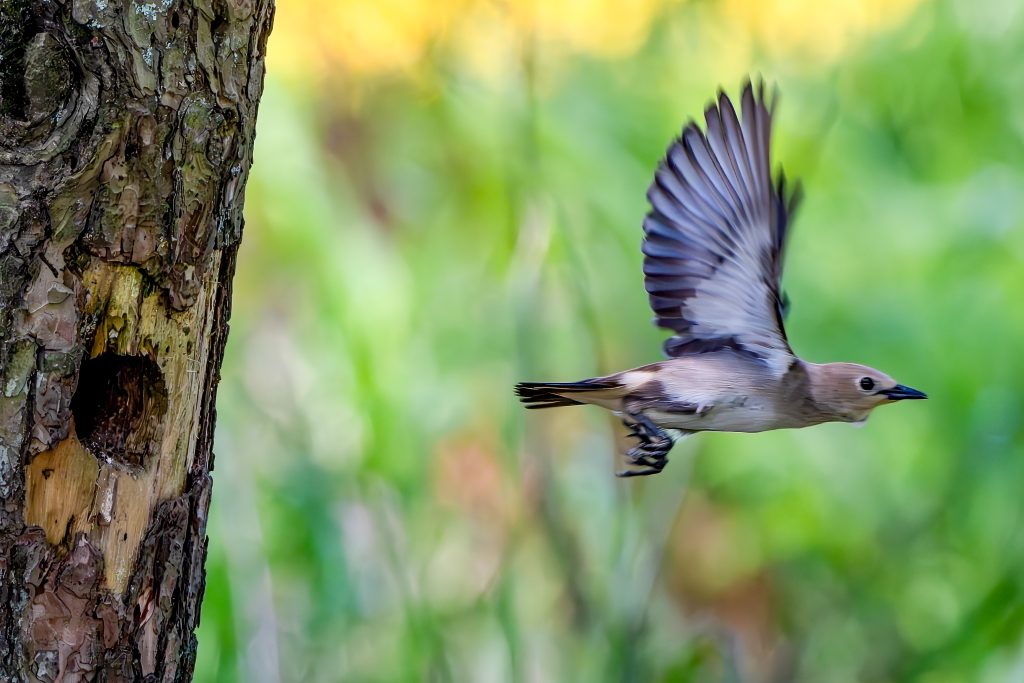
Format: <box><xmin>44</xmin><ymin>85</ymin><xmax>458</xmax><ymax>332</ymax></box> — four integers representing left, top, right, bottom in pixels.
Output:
<box><xmin>515</xmin><ymin>80</ymin><xmax>926</xmax><ymax>477</ymax></box>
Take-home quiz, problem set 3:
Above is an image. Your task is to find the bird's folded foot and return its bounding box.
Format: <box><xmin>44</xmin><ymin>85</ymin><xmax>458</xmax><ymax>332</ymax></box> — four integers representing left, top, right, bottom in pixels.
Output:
<box><xmin>617</xmin><ymin>412</ymin><xmax>673</xmax><ymax>477</ymax></box>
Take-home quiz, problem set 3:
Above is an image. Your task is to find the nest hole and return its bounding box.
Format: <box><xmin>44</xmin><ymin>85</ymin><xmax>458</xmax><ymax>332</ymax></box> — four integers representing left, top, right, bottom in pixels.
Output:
<box><xmin>71</xmin><ymin>353</ymin><xmax>167</xmax><ymax>468</ymax></box>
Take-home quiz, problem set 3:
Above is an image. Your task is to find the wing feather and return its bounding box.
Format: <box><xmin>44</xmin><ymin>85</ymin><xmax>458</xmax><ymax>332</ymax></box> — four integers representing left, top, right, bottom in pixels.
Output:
<box><xmin>641</xmin><ymin>80</ymin><xmax>801</xmax><ymax>374</ymax></box>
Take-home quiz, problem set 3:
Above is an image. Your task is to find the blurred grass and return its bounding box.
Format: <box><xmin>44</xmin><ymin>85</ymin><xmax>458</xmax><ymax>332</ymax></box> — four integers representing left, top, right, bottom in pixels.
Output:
<box><xmin>195</xmin><ymin>0</ymin><xmax>1024</xmax><ymax>681</ymax></box>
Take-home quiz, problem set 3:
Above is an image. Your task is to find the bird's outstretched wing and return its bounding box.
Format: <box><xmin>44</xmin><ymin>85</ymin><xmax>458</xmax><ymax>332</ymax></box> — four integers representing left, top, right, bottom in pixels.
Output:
<box><xmin>643</xmin><ymin>80</ymin><xmax>802</xmax><ymax>375</ymax></box>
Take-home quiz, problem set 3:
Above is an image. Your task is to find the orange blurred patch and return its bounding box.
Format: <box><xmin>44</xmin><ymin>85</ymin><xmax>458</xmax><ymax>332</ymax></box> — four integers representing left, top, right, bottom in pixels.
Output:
<box><xmin>432</xmin><ymin>434</ymin><xmax>515</xmax><ymax>528</ymax></box>
<box><xmin>664</xmin><ymin>494</ymin><xmax>792</xmax><ymax>683</ymax></box>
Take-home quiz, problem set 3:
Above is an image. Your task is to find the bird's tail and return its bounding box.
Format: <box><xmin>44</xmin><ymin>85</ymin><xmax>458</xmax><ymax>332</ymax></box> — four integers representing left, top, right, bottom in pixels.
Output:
<box><xmin>514</xmin><ymin>378</ymin><xmax>624</xmax><ymax>409</ymax></box>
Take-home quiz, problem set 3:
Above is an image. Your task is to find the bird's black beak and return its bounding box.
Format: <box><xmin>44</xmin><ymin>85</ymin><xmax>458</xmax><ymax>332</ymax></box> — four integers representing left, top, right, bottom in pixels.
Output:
<box><xmin>878</xmin><ymin>384</ymin><xmax>928</xmax><ymax>401</ymax></box>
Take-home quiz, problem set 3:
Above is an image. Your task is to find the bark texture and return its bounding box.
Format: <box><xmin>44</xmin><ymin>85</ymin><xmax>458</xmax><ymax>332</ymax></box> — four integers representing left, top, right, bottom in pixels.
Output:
<box><xmin>0</xmin><ymin>0</ymin><xmax>273</xmax><ymax>679</ymax></box>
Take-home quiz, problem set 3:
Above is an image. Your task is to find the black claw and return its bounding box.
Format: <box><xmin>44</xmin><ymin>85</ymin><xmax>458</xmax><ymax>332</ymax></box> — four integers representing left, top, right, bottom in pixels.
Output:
<box><xmin>621</xmin><ymin>418</ymin><xmax>644</xmax><ymax>441</ymax></box>
<box><xmin>616</xmin><ymin>459</ymin><xmax>668</xmax><ymax>477</ymax></box>
<box><xmin>616</xmin><ymin>468</ymin><xmax>652</xmax><ymax>477</ymax></box>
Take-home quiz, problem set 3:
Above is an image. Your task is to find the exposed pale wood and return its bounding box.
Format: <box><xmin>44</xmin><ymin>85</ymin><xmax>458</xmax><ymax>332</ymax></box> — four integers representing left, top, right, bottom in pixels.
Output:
<box><xmin>24</xmin><ymin>427</ymin><xmax>97</xmax><ymax>547</ymax></box>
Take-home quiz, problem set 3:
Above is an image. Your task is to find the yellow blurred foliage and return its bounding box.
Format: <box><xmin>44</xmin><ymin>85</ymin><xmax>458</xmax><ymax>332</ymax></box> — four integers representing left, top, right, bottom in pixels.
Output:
<box><xmin>268</xmin><ymin>0</ymin><xmax>923</xmax><ymax>79</ymax></box>
<box><xmin>722</xmin><ymin>0</ymin><xmax>923</xmax><ymax>61</ymax></box>
<box><xmin>270</xmin><ymin>0</ymin><xmax>469</xmax><ymax>76</ymax></box>
<box><xmin>504</xmin><ymin>0</ymin><xmax>670</xmax><ymax>57</ymax></box>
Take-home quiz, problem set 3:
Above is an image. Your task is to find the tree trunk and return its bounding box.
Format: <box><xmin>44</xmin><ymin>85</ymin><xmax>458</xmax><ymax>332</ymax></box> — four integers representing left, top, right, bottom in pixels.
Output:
<box><xmin>0</xmin><ymin>0</ymin><xmax>273</xmax><ymax>679</ymax></box>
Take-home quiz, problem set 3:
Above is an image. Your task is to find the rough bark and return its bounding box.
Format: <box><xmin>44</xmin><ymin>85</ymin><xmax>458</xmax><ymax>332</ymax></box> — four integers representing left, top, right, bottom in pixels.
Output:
<box><xmin>0</xmin><ymin>0</ymin><xmax>273</xmax><ymax>680</ymax></box>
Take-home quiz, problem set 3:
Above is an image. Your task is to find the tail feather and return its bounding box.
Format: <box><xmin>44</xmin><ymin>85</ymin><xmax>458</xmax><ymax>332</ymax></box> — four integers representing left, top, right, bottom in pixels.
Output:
<box><xmin>515</xmin><ymin>379</ymin><xmax>623</xmax><ymax>409</ymax></box>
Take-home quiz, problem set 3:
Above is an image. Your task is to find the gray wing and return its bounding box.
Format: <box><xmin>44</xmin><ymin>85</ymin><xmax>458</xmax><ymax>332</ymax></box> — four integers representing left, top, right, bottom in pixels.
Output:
<box><xmin>642</xmin><ymin>80</ymin><xmax>802</xmax><ymax>375</ymax></box>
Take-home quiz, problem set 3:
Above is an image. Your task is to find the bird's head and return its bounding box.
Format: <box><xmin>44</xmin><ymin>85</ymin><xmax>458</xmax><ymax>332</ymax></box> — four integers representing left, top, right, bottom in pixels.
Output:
<box><xmin>807</xmin><ymin>362</ymin><xmax>927</xmax><ymax>424</ymax></box>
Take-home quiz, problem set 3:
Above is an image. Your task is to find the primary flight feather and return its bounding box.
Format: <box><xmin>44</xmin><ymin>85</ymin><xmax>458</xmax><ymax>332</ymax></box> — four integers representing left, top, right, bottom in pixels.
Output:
<box><xmin>515</xmin><ymin>81</ymin><xmax>926</xmax><ymax>477</ymax></box>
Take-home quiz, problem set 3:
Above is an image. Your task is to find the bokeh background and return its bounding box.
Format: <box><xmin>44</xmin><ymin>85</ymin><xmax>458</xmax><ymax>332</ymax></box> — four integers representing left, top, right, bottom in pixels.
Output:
<box><xmin>194</xmin><ymin>0</ymin><xmax>1024</xmax><ymax>681</ymax></box>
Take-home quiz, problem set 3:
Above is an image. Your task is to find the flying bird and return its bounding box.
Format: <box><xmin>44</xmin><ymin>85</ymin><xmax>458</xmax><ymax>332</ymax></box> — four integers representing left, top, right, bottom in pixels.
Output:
<box><xmin>515</xmin><ymin>81</ymin><xmax>926</xmax><ymax>477</ymax></box>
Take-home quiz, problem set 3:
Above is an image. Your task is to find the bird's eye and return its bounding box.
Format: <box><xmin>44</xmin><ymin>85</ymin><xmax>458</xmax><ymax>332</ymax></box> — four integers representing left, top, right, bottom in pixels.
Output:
<box><xmin>859</xmin><ymin>377</ymin><xmax>875</xmax><ymax>391</ymax></box>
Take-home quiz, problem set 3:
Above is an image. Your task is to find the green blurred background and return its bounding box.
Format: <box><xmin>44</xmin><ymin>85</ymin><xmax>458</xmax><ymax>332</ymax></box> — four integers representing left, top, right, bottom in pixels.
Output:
<box><xmin>194</xmin><ymin>0</ymin><xmax>1024</xmax><ymax>681</ymax></box>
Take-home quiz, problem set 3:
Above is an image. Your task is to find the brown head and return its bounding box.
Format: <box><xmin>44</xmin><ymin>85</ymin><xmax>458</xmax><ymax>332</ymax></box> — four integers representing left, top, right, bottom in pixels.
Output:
<box><xmin>804</xmin><ymin>362</ymin><xmax>927</xmax><ymax>425</ymax></box>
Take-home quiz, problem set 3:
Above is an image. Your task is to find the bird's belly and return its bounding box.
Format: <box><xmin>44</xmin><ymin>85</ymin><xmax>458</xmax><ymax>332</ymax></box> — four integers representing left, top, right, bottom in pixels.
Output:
<box><xmin>647</xmin><ymin>402</ymin><xmax>781</xmax><ymax>433</ymax></box>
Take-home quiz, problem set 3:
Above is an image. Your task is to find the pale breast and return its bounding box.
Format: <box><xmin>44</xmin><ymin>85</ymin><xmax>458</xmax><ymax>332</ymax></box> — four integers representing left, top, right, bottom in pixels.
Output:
<box><xmin>647</xmin><ymin>394</ymin><xmax>785</xmax><ymax>433</ymax></box>
<box><xmin>641</xmin><ymin>352</ymin><xmax>798</xmax><ymax>433</ymax></box>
